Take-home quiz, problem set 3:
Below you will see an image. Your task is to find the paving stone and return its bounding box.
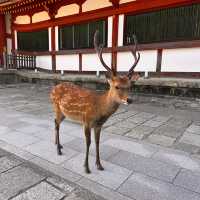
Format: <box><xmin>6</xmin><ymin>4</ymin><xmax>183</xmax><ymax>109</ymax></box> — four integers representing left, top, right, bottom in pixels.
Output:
<box><xmin>115</xmin><ymin>120</ymin><xmax>138</xmax><ymax>129</ymax></box>
<box><xmin>0</xmin><ymin>148</ymin><xmax>9</xmax><ymax>157</ymax></box>
<box><xmin>135</xmin><ymin>112</ymin><xmax>155</xmax><ymax>119</ymax></box>
<box><xmin>104</xmin><ymin>126</ymin><xmax>131</xmax><ymax>135</ymax></box>
<box><xmin>143</xmin><ymin>120</ymin><xmax>164</xmax><ymax>128</ymax></box>
<box><xmin>64</xmin><ymin>138</ymin><xmax>120</xmax><ymax>160</ymax></box>
<box><xmin>103</xmin><ymin>138</ymin><xmax>158</xmax><ymax>157</ymax></box>
<box><xmin>0</xmin><ymin>125</ymin><xmax>10</xmax><ymax>134</ymax></box>
<box><xmin>125</xmin><ymin>125</ymin><xmax>154</xmax><ymax>140</ymax></box>
<box><xmin>180</xmin><ymin>132</ymin><xmax>200</xmax><ymax>147</ymax></box>
<box><xmin>153</xmin><ymin>124</ymin><xmax>184</xmax><ymax>138</ymax></box>
<box><xmin>125</xmin><ymin>116</ymin><xmax>147</xmax><ymax>124</ymax></box>
<box><xmin>0</xmin><ymin>166</ymin><xmax>44</xmax><ymax>200</ymax></box>
<box><xmin>30</xmin><ymin>157</ymin><xmax>82</xmax><ymax>183</ymax></box>
<box><xmin>47</xmin><ymin>177</ymin><xmax>75</xmax><ymax>194</ymax></box>
<box><xmin>186</xmin><ymin>124</ymin><xmax>200</xmax><ymax>134</ymax></box>
<box><xmin>152</xmin><ymin>115</ymin><xmax>171</xmax><ymax>123</ymax></box>
<box><xmin>118</xmin><ymin>173</ymin><xmax>200</xmax><ymax>200</ymax></box>
<box><xmin>14</xmin><ymin>125</ymin><xmax>48</xmax><ymax>135</ymax></box>
<box><xmin>12</xmin><ymin>181</ymin><xmax>65</xmax><ymax>200</ymax></box>
<box><xmin>109</xmin><ymin>150</ymin><xmax>180</xmax><ymax>182</ymax></box>
<box><xmin>153</xmin><ymin>148</ymin><xmax>200</xmax><ymax>172</ymax></box>
<box><xmin>0</xmin><ymin>131</ymin><xmax>40</xmax><ymax>148</ymax></box>
<box><xmin>174</xmin><ymin>169</ymin><xmax>200</xmax><ymax>193</ymax></box>
<box><xmin>77</xmin><ymin>177</ymin><xmax>133</xmax><ymax>200</ymax></box>
<box><xmin>146</xmin><ymin>134</ymin><xmax>176</xmax><ymax>147</ymax></box>
<box><xmin>173</xmin><ymin>142</ymin><xmax>200</xmax><ymax>154</ymax></box>
<box><xmin>62</xmin><ymin>153</ymin><xmax>132</xmax><ymax>190</ymax></box>
<box><xmin>24</xmin><ymin>141</ymin><xmax>79</xmax><ymax>164</ymax></box>
<box><xmin>0</xmin><ymin>156</ymin><xmax>22</xmax><ymax>173</ymax></box>
<box><xmin>0</xmin><ymin>142</ymin><xmax>35</xmax><ymax>161</ymax></box>
<box><xmin>167</xmin><ymin>118</ymin><xmax>192</xmax><ymax>129</ymax></box>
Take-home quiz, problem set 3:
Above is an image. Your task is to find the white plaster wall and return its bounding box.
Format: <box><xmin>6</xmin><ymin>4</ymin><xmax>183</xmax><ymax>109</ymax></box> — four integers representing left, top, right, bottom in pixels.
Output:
<box><xmin>118</xmin><ymin>14</ymin><xmax>124</xmax><ymax>46</ymax></box>
<box><xmin>6</xmin><ymin>39</ymin><xmax>12</xmax><ymax>54</ymax></box>
<box><xmin>162</xmin><ymin>48</ymin><xmax>200</xmax><ymax>72</ymax></box>
<box><xmin>117</xmin><ymin>51</ymin><xmax>157</xmax><ymax>72</ymax></box>
<box><xmin>5</xmin><ymin>14</ymin><xmax>11</xmax><ymax>34</ymax></box>
<box><xmin>55</xmin><ymin>26</ymin><xmax>59</xmax><ymax>51</ymax></box>
<box><xmin>82</xmin><ymin>0</ymin><xmax>112</xmax><ymax>12</ymax></box>
<box><xmin>15</xmin><ymin>15</ymin><xmax>30</xmax><ymax>24</ymax></box>
<box><xmin>36</xmin><ymin>56</ymin><xmax>52</xmax><ymax>70</ymax></box>
<box><xmin>32</xmin><ymin>11</ymin><xmax>50</xmax><ymax>23</ymax></box>
<box><xmin>82</xmin><ymin>53</ymin><xmax>112</xmax><ymax>71</ymax></box>
<box><xmin>56</xmin><ymin>55</ymin><xmax>79</xmax><ymax>71</ymax></box>
<box><xmin>107</xmin><ymin>16</ymin><xmax>113</xmax><ymax>47</ymax></box>
<box><xmin>56</xmin><ymin>4</ymin><xmax>79</xmax><ymax>18</ymax></box>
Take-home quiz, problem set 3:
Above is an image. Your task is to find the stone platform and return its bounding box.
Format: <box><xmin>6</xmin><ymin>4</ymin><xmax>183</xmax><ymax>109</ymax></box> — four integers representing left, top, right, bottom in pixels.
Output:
<box><xmin>0</xmin><ymin>82</ymin><xmax>200</xmax><ymax>200</ymax></box>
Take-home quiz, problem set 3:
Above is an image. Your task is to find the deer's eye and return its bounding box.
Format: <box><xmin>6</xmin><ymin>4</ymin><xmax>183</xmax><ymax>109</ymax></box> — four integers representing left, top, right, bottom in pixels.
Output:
<box><xmin>115</xmin><ymin>86</ymin><xmax>120</xmax><ymax>90</ymax></box>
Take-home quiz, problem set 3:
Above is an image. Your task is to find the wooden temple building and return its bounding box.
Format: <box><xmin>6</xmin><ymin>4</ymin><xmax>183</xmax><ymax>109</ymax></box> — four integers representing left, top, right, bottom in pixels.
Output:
<box><xmin>0</xmin><ymin>0</ymin><xmax>200</xmax><ymax>77</ymax></box>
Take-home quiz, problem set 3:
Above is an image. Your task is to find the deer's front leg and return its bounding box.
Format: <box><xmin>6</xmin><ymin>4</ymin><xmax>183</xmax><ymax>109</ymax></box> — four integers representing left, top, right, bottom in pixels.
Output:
<box><xmin>94</xmin><ymin>126</ymin><xmax>104</xmax><ymax>171</ymax></box>
<box><xmin>84</xmin><ymin>126</ymin><xmax>91</xmax><ymax>174</ymax></box>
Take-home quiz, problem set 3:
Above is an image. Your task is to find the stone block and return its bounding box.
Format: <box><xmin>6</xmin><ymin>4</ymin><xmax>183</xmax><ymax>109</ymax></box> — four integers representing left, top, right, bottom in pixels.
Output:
<box><xmin>12</xmin><ymin>181</ymin><xmax>65</xmax><ymax>200</ymax></box>
<box><xmin>103</xmin><ymin>138</ymin><xmax>158</xmax><ymax>157</ymax></box>
<box><xmin>118</xmin><ymin>173</ymin><xmax>200</xmax><ymax>200</ymax></box>
<box><xmin>180</xmin><ymin>132</ymin><xmax>200</xmax><ymax>147</ymax></box>
<box><xmin>186</xmin><ymin>124</ymin><xmax>200</xmax><ymax>134</ymax></box>
<box><xmin>146</xmin><ymin>134</ymin><xmax>176</xmax><ymax>147</ymax></box>
<box><xmin>109</xmin><ymin>150</ymin><xmax>180</xmax><ymax>182</ymax></box>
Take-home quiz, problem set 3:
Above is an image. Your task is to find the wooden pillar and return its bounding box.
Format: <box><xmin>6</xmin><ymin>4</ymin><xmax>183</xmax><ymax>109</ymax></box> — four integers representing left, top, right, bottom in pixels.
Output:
<box><xmin>0</xmin><ymin>14</ymin><xmax>6</xmax><ymax>66</ymax></box>
<box><xmin>112</xmin><ymin>14</ymin><xmax>119</xmax><ymax>74</ymax></box>
<box><xmin>156</xmin><ymin>49</ymin><xmax>163</xmax><ymax>72</ymax></box>
<box><xmin>51</xmin><ymin>26</ymin><xmax>56</xmax><ymax>72</ymax></box>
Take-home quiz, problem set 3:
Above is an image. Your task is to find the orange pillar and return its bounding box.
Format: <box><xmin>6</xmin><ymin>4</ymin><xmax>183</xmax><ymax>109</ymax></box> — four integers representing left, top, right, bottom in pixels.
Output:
<box><xmin>0</xmin><ymin>14</ymin><xmax>6</xmax><ymax>66</ymax></box>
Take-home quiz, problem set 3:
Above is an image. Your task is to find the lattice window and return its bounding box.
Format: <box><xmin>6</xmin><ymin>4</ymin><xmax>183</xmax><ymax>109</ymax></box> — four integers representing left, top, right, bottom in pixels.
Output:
<box><xmin>59</xmin><ymin>19</ymin><xmax>107</xmax><ymax>50</ymax></box>
<box><xmin>124</xmin><ymin>4</ymin><xmax>200</xmax><ymax>45</ymax></box>
<box><xmin>17</xmin><ymin>30</ymin><xmax>49</xmax><ymax>51</ymax></box>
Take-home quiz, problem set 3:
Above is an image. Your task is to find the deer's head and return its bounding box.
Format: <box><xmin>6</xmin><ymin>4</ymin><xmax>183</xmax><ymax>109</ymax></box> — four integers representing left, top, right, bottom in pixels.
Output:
<box><xmin>94</xmin><ymin>31</ymin><xmax>140</xmax><ymax>105</ymax></box>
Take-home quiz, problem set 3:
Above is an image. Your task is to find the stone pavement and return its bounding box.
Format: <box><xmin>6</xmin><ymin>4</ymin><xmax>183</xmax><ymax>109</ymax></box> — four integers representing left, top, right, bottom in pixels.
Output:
<box><xmin>0</xmin><ymin>148</ymin><xmax>105</xmax><ymax>200</ymax></box>
<box><xmin>0</xmin><ymin>83</ymin><xmax>200</xmax><ymax>200</ymax></box>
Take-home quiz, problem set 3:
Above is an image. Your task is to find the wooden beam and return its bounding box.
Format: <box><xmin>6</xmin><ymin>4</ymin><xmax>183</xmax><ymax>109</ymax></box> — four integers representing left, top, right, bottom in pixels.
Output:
<box><xmin>51</xmin><ymin>26</ymin><xmax>56</xmax><ymax>72</ymax></box>
<box><xmin>13</xmin><ymin>0</ymin><xmax>200</xmax><ymax>32</ymax></box>
<box><xmin>112</xmin><ymin>14</ymin><xmax>119</xmax><ymax>73</ymax></box>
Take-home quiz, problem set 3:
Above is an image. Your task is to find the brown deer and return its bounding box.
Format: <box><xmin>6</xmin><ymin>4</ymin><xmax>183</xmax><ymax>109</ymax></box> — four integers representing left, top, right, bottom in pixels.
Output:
<box><xmin>50</xmin><ymin>31</ymin><xmax>140</xmax><ymax>173</ymax></box>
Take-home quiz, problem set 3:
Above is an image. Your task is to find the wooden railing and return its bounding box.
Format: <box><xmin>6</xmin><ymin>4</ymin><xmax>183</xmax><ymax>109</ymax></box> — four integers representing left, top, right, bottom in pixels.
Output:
<box><xmin>3</xmin><ymin>54</ymin><xmax>36</xmax><ymax>70</ymax></box>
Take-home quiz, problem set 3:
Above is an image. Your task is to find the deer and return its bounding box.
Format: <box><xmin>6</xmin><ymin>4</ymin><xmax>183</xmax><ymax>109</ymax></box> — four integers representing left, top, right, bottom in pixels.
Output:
<box><xmin>50</xmin><ymin>30</ymin><xmax>140</xmax><ymax>173</ymax></box>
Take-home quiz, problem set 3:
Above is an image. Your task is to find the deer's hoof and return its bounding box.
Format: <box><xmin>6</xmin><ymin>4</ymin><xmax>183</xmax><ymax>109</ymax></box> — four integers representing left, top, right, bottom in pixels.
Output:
<box><xmin>96</xmin><ymin>164</ymin><xmax>104</xmax><ymax>171</ymax></box>
<box><xmin>85</xmin><ymin>167</ymin><xmax>91</xmax><ymax>174</ymax></box>
<box><xmin>57</xmin><ymin>149</ymin><xmax>62</xmax><ymax>156</ymax></box>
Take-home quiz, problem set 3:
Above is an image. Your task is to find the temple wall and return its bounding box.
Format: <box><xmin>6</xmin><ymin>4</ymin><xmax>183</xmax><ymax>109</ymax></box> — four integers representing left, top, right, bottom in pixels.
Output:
<box><xmin>56</xmin><ymin>55</ymin><xmax>79</xmax><ymax>71</ymax></box>
<box><xmin>82</xmin><ymin>53</ymin><xmax>112</xmax><ymax>71</ymax></box>
<box><xmin>117</xmin><ymin>51</ymin><xmax>157</xmax><ymax>72</ymax></box>
<box><xmin>36</xmin><ymin>56</ymin><xmax>52</xmax><ymax>70</ymax></box>
<box><xmin>162</xmin><ymin>48</ymin><xmax>200</xmax><ymax>72</ymax></box>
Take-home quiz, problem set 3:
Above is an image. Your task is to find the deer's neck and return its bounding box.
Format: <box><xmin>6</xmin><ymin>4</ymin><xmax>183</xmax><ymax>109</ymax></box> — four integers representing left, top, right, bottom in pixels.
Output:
<box><xmin>99</xmin><ymin>90</ymin><xmax>119</xmax><ymax>117</ymax></box>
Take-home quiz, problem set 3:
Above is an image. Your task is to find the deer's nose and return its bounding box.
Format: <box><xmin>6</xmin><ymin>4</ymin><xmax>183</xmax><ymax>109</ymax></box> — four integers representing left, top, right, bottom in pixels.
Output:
<box><xmin>127</xmin><ymin>98</ymin><xmax>133</xmax><ymax>104</ymax></box>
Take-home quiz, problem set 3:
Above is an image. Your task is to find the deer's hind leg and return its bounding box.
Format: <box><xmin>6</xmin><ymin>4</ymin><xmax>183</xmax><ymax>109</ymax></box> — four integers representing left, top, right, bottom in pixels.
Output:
<box><xmin>54</xmin><ymin>105</ymin><xmax>65</xmax><ymax>155</ymax></box>
<box><xmin>94</xmin><ymin>126</ymin><xmax>104</xmax><ymax>171</ymax></box>
<box><xmin>84</xmin><ymin>125</ymin><xmax>91</xmax><ymax>174</ymax></box>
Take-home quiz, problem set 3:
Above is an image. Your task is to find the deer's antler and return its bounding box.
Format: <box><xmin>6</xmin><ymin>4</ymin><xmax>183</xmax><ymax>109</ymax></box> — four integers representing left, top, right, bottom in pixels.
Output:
<box><xmin>94</xmin><ymin>30</ymin><xmax>113</xmax><ymax>76</ymax></box>
<box><xmin>127</xmin><ymin>35</ymin><xmax>140</xmax><ymax>79</ymax></box>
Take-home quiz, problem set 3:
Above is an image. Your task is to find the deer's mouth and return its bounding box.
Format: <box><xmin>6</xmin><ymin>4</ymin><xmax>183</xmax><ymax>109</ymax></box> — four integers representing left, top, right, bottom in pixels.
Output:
<box><xmin>121</xmin><ymin>98</ymin><xmax>133</xmax><ymax>105</ymax></box>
